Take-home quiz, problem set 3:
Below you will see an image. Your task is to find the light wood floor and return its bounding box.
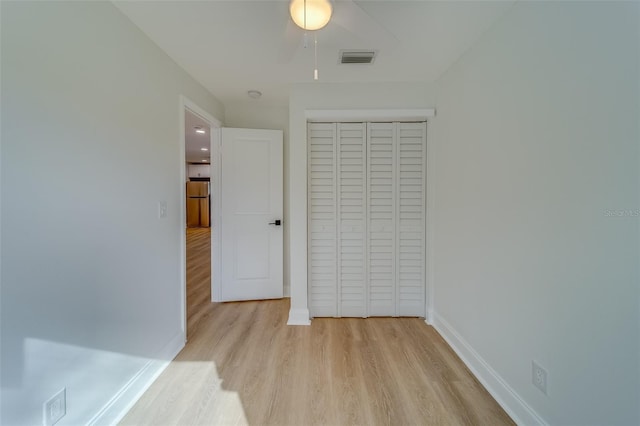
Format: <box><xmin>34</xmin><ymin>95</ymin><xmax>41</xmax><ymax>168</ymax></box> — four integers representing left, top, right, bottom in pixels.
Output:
<box><xmin>185</xmin><ymin>227</ymin><xmax>212</xmax><ymax>340</ymax></box>
<box><xmin>121</xmin><ymin>227</ymin><xmax>514</xmax><ymax>426</ymax></box>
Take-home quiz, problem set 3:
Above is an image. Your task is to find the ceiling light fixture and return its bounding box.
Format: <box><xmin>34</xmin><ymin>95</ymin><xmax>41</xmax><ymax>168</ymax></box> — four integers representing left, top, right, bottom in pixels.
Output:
<box><xmin>201</xmin><ymin>147</ymin><xmax>209</xmax><ymax>151</ymax></box>
<box><xmin>289</xmin><ymin>0</ymin><xmax>332</xmax><ymax>81</ymax></box>
<box><xmin>201</xmin><ymin>159</ymin><xmax>207</xmax><ymax>162</ymax></box>
<box><xmin>194</xmin><ymin>126</ymin><xmax>206</xmax><ymax>134</ymax></box>
<box><xmin>247</xmin><ymin>90</ymin><xmax>262</xmax><ymax>99</ymax></box>
<box><xmin>289</xmin><ymin>0</ymin><xmax>332</xmax><ymax>31</ymax></box>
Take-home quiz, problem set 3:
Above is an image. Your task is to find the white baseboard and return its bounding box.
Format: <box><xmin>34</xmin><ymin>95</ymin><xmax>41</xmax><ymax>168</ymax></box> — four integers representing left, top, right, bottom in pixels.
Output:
<box><xmin>287</xmin><ymin>308</ymin><xmax>311</xmax><ymax>325</ymax></box>
<box><xmin>430</xmin><ymin>313</ymin><xmax>547</xmax><ymax>426</ymax></box>
<box><xmin>87</xmin><ymin>331</ymin><xmax>186</xmax><ymax>425</ymax></box>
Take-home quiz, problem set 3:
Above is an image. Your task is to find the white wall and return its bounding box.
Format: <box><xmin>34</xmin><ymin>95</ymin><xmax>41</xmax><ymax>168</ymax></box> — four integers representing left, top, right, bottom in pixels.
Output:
<box><xmin>288</xmin><ymin>82</ymin><xmax>435</xmax><ymax>322</ymax></box>
<box><xmin>225</xmin><ymin>103</ymin><xmax>290</xmax><ymax>295</ymax></box>
<box><xmin>0</xmin><ymin>2</ymin><xmax>224</xmax><ymax>425</ymax></box>
<box><xmin>431</xmin><ymin>2</ymin><xmax>639</xmax><ymax>424</ymax></box>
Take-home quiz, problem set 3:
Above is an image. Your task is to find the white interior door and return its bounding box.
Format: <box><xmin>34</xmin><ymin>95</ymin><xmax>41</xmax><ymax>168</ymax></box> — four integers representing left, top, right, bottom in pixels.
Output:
<box><xmin>220</xmin><ymin>128</ymin><xmax>283</xmax><ymax>301</ymax></box>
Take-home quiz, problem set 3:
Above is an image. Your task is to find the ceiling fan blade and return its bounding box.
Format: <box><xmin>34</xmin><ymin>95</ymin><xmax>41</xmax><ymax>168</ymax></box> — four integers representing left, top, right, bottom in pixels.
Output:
<box><xmin>277</xmin><ymin>18</ymin><xmax>304</xmax><ymax>64</ymax></box>
<box><xmin>331</xmin><ymin>0</ymin><xmax>399</xmax><ymax>50</ymax></box>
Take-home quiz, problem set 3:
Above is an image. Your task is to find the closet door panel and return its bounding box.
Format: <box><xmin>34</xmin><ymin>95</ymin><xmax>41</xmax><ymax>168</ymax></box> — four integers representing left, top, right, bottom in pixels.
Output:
<box><xmin>338</xmin><ymin>123</ymin><xmax>366</xmax><ymax>317</ymax></box>
<box><xmin>308</xmin><ymin>121</ymin><xmax>426</xmax><ymax>319</ymax></box>
<box><xmin>308</xmin><ymin>123</ymin><xmax>337</xmax><ymax>317</ymax></box>
<box><xmin>367</xmin><ymin>123</ymin><xmax>396</xmax><ymax>316</ymax></box>
<box><xmin>397</xmin><ymin>123</ymin><xmax>426</xmax><ymax>316</ymax></box>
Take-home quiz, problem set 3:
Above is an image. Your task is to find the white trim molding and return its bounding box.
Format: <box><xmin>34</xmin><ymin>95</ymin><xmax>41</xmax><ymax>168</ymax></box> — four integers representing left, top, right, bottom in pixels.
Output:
<box><xmin>87</xmin><ymin>332</ymin><xmax>185</xmax><ymax>426</ymax></box>
<box><xmin>425</xmin><ymin>309</ymin><xmax>435</xmax><ymax>325</ymax></box>
<box><xmin>306</xmin><ymin>108</ymin><xmax>435</xmax><ymax>123</ymax></box>
<box><xmin>430</xmin><ymin>313</ymin><xmax>548</xmax><ymax>426</ymax></box>
<box><xmin>181</xmin><ymin>96</ymin><xmax>222</xmax><ymax>128</ymax></box>
<box><xmin>210</xmin><ymin>127</ymin><xmax>222</xmax><ymax>302</ymax></box>
<box><xmin>287</xmin><ymin>308</ymin><xmax>311</xmax><ymax>326</ymax></box>
<box><xmin>425</xmin><ymin>119</ymin><xmax>436</xmax><ymax>326</ymax></box>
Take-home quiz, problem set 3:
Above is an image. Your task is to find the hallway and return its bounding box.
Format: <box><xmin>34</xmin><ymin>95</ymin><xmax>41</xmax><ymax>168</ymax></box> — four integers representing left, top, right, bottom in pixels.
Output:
<box><xmin>186</xmin><ymin>227</ymin><xmax>211</xmax><ymax>339</ymax></box>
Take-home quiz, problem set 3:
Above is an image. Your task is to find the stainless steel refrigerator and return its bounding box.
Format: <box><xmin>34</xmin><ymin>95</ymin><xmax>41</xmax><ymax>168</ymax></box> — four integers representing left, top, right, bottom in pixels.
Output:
<box><xmin>186</xmin><ymin>181</ymin><xmax>210</xmax><ymax>227</ymax></box>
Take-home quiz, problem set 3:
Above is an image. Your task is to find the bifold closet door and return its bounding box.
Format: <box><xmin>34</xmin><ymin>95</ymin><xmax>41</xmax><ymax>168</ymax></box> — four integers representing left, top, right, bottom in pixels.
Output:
<box><xmin>367</xmin><ymin>123</ymin><xmax>396</xmax><ymax>316</ymax></box>
<box><xmin>308</xmin><ymin>123</ymin><xmax>366</xmax><ymax>317</ymax></box>
<box><xmin>396</xmin><ymin>123</ymin><xmax>426</xmax><ymax>316</ymax></box>
<box><xmin>308</xmin><ymin>123</ymin><xmax>337</xmax><ymax>317</ymax></box>
<box><xmin>308</xmin><ymin>121</ymin><xmax>426</xmax><ymax>318</ymax></box>
<box><xmin>337</xmin><ymin>123</ymin><xmax>367</xmax><ymax>317</ymax></box>
<box><xmin>367</xmin><ymin>122</ymin><xmax>426</xmax><ymax>317</ymax></box>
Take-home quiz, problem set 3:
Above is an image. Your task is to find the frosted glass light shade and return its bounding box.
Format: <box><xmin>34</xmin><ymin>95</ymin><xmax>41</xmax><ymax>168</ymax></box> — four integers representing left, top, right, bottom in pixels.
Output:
<box><xmin>290</xmin><ymin>0</ymin><xmax>333</xmax><ymax>31</ymax></box>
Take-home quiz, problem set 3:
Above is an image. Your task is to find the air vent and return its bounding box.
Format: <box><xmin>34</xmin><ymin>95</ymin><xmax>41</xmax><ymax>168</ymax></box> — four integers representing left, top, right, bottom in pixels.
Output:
<box><xmin>340</xmin><ymin>50</ymin><xmax>376</xmax><ymax>65</ymax></box>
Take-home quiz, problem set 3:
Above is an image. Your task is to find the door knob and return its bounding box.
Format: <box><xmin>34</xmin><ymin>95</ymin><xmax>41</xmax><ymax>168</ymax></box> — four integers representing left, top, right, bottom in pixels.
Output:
<box><xmin>268</xmin><ymin>219</ymin><xmax>282</xmax><ymax>226</ymax></box>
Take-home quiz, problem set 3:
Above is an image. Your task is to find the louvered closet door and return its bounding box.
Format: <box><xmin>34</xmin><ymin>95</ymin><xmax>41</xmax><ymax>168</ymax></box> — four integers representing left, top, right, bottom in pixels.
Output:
<box><xmin>337</xmin><ymin>123</ymin><xmax>367</xmax><ymax>317</ymax></box>
<box><xmin>367</xmin><ymin>122</ymin><xmax>426</xmax><ymax>317</ymax></box>
<box><xmin>308</xmin><ymin>123</ymin><xmax>337</xmax><ymax>317</ymax></box>
<box><xmin>396</xmin><ymin>122</ymin><xmax>426</xmax><ymax>316</ymax></box>
<box><xmin>367</xmin><ymin>123</ymin><xmax>396</xmax><ymax>316</ymax></box>
<box><xmin>308</xmin><ymin>121</ymin><xmax>426</xmax><ymax>318</ymax></box>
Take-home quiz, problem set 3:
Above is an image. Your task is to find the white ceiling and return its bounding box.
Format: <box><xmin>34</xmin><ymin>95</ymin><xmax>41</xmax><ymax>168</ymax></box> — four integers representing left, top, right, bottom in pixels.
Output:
<box><xmin>114</xmin><ymin>1</ymin><xmax>515</xmax><ymax>107</ymax></box>
<box><xmin>185</xmin><ymin>109</ymin><xmax>211</xmax><ymax>163</ymax></box>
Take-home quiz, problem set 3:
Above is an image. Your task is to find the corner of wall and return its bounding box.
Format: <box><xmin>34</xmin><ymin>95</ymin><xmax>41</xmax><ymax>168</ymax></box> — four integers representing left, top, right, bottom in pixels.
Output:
<box><xmin>424</xmin><ymin>310</ymin><xmax>434</xmax><ymax>325</ymax></box>
<box><xmin>431</xmin><ymin>312</ymin><xmax>547</xmax><ymax>426</ymax></box>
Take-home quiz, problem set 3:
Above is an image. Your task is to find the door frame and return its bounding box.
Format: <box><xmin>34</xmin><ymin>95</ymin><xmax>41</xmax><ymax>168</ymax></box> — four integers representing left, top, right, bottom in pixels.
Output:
<box><xmin>179</xmin><ymin>95</ymin><xmax>221</xmax><ymax>340</ymax></box>
<box><xmin>288</xmin><ymin>108</ymin><xmax>436</xmax><ymax>326</ymax></box>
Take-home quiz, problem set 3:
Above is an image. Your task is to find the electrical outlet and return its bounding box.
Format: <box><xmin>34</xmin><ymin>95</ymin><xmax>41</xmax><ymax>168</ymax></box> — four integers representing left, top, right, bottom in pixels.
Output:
<box><xmin>532</xmin><ymin>361</ymin><xmax>547</xmax><ymax>395</ymax></box>
<box><xmin>43</xmin><ymin>388</ymin><xmax>66</xmax><ymax>426</ymax></box>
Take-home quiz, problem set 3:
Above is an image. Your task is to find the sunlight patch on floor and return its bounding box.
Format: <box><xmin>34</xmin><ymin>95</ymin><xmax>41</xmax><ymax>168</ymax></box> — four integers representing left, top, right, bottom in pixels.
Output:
<box><xmin>166</xmin><ymin>360</ymin><xmax>248</xmax><ymax>425</ymax></box>
<box><xmin>119</xmin><ymin>357</ymin><xmax>248</xmax><ymax>425</ymax></box>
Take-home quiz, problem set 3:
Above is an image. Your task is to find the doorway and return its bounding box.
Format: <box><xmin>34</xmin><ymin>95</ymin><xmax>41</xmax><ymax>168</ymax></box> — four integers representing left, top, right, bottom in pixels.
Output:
<box><xmin>185</xmin><ymin>109</ymin><xmax>211</xmax><ymax>338</ymax></box>
<box><xmin>180</xmin><ymin>97</ymin><xmax>221</xmax><ymax>341</ymax></box>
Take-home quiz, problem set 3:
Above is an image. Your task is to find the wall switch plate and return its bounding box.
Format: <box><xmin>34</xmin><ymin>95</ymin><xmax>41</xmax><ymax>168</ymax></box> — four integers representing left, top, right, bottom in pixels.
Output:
<box><xmin>158</xmin><ymin>201</ymin><xmax>168</xmax><ymax>219</ymax></box>
<box><xmin>43</xmin><ymin>388</ymin><xmax>66</xmax><ymax>426</ymax></box>
<box><xmin>532</xmin><ymin>361</ymin><xmax>547</xmax><ymax>395</ymax></box>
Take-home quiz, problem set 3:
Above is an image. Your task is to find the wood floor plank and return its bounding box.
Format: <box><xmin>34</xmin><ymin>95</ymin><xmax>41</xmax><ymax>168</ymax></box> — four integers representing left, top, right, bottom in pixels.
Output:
<box><xmin>120</xmin><ymin>228</ymin><xmax>514</xmax><ymax>426</ymax></box>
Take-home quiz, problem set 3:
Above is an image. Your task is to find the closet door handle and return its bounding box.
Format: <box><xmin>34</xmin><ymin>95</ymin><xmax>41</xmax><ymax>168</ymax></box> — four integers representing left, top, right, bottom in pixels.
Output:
<box><xmin>268</xmin><ymin>220</ymin><xmax>282</xmax><ymax>226</ymax></box>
